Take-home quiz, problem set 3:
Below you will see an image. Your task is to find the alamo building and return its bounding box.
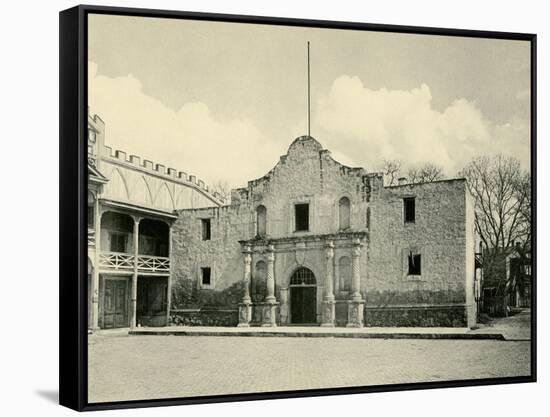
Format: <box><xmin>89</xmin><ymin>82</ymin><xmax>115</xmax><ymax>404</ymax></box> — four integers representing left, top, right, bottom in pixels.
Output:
<box><xmin>87</xmin><ymin>112</ymin><xmax>480</xmax><ymax>331</ymax></box>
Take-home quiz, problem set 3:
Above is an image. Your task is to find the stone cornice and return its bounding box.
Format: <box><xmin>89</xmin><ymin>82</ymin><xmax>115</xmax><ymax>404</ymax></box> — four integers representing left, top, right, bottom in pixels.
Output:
<box><xmin>239</xmin><ymin>230</ymin><xmax>368</xmax><ymax>249</ymax></box>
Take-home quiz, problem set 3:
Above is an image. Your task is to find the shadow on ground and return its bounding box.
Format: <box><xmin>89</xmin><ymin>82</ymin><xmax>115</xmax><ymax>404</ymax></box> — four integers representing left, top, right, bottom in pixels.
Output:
<box><xmin>35</xmin><ymin>390</ymin><xmax>58</xmax><ymax>404</ymax></box>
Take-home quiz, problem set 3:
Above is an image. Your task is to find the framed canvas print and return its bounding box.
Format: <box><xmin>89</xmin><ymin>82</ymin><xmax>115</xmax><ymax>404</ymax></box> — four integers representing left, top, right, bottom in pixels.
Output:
<box><xmin>59</xmin><ymin>4</ymin><xmax>537</xmax><ymax>411</ymax></box>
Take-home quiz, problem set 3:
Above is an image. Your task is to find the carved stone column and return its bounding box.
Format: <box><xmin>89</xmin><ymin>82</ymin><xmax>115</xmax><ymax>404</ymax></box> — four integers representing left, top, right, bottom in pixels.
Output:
<box><xmin>130</xmin><ymin>216</ymin><xmax>141</xmax><ymax>329</ymax></box>
<box><xmin>265</xmin><ymin>245</ymin><xmax>276</xmax><ymax>303</ymax></box>
<box><xmin>262</xmin><ymin>244</ymin><xmax>278</xmax><ymax>327</ymax></box>
<box><xmin>334</xmin><ymin>258</ymin><xmax>340</xmax><ymax>295</ymax></box>
<box><xmin>347</xmin><ymin>238</ymin><xmax>364</xmax><ymax>328</ymax></box>
<box><xmin>279</xmin><ymin>288</ymin><xmax>289</xmax><ymax>325</ymax></box>
<box><xmin>350</xmin><ymin>239</ymin><xmax>363</xmax><ymax>301</ymax></box>
<box><xmin>238</xmin><ymin>245</ymin><xmax>253</xmax><ymax>327</ymax></box>
<box><xmin>321</xmin><ymin>241</ymin><xmax>336</xmax><ymax>327</ymax></box>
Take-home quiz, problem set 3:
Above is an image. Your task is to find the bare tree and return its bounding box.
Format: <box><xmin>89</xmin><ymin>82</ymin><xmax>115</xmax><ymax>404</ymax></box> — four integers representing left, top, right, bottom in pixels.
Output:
<box><xmin>459</xmin><ymin>155</ymin><xmax>531</xmax><ymax>295</ymax></box>
<box><xmin>381</xmin><ymin>159</ymin><xmax>402</xmax><ymax>186</ymax></box>
<box><xmin>210</xmin><ymin>180</ymin><xmax>232</xmax><ymax>203</ymax></box>
<box><xmin>407</xmin><ymin>163</ymin><xmax>445</xmax><ymax>184</ymax></box>
<box><xmin>514</xmin><ymin>171</ymin><xmax>532</xmax><ymax>251</ymax></box>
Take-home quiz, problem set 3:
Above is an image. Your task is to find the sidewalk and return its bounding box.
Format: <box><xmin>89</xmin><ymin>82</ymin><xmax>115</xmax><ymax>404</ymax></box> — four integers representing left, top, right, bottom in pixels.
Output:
<box><xmin>128</xmin><ymin>324</ymin><xmax>506</xmax><ymax>340</ymax></box>
<box><xmin>117</xmin><ymin>309</ymin><xmax>531</xmax><ymax>341</ymax></box>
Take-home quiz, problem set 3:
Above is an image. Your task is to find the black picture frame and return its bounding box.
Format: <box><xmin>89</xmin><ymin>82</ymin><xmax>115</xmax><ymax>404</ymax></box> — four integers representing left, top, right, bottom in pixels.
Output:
<box><xmin>59</xmin><ymin>4</ymin><xmax>537</xmax><ymax>412</ymax></box>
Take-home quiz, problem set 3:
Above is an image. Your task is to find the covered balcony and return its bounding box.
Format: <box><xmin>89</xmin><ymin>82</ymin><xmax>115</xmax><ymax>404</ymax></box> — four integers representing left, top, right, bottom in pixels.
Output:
<box><xmin>98</xmin><ymin>212</ymin><xmax>170</xmax><ymax>274</ymax></box>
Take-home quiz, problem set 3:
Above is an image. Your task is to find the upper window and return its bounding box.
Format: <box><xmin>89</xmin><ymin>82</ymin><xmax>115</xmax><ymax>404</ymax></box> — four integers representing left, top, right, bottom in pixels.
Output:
<box><xmin>295</xmin><ymin>203</ymin><xmax>309</xmax><ymax>232</ymax></box>
<box><xmin>201</xmin><ymin>219</ymin><xmax>211</xmax><ymax>241</ymax></box>
<box><xmin>109</xmin><ymin>232</ymin><xmax>127</xmax><ymax>253</ymax></box>
<box><xmin>408</xmin><ymin>253</ymin><xmax>421</xmax><ymax>275</ymax></box>
<box><xmin>338</xmin><ymin>197</ymin><xmax>351</xmax><ymax>230</ymax></box>
<box><xmin>141</xmin><ymin>236</ymin><xmax>168</xmax><ymax>257</ymax></box>
<box><xmin>256</xmin><ymin>205</ymin><xmax>267</xmax><ymax>237</ymax></box>
<box><xmin>201</xmin><ymin>267</ymin><xmax>211</xmax><ymax>285</ymax></box>
<box><xmin>404</xmin><ymin>197</ymin><xmax>415</xmax><ymax>223</ymax></box>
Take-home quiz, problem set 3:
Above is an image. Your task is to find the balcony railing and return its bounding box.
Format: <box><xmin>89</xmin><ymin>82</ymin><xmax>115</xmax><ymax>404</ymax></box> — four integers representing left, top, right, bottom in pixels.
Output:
<box><xmin>99</xmin><ymin>251</ymin><xmax>134</xmax><ymax>271</ymax></box>
<box><xmin>137</xmin><ymin>255</ymin><xmax>170</xmax><ymax>273</ymax></box>
<box><xmin>88</xmin><ymin>228</ymin><xmax>96</xmax><ymax>247</ymax></box>
<box><xmin>98</xmin><ymin>251</ymin><xmax>170</xmax><ymax>273</ymax></box>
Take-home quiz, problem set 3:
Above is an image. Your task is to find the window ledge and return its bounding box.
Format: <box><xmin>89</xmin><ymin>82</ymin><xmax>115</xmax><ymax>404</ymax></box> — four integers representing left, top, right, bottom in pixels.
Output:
<box><xmin>404</xmin><ymin>274</ymin><xmax>425</xmax><ymax>282</ymax></box>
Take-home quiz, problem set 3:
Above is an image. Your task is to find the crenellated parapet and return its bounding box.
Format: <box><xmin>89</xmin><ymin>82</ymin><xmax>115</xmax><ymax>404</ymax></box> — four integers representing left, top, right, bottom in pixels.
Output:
<box><xmin>88</xmin><ymin>111</ymin><xmax>227</xmax><ymax>213</ymax></box>
<box><xmin>100</xmin><ymin>144</ymin><xmax>226</xmax><ymax>208</ymax></box>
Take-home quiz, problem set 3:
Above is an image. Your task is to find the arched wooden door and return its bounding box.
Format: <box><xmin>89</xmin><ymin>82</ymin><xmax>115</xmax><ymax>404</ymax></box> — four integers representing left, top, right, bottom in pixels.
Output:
<box><xmin>289</xmin><ymin>267</ymin><xmax>317</xmax><ymax>324</ymax></box>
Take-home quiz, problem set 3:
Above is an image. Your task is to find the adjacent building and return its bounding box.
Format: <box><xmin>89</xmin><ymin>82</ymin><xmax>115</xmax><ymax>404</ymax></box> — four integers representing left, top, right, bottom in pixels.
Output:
<box><xmin>87</xmin><ymin>113</ymin><xmax>224</xmax><ymax>330</ymax></box>
<box><xmin>480</xmin><ymin>245</ymin><xmax>532</xmax><ymax>316</ymax></box>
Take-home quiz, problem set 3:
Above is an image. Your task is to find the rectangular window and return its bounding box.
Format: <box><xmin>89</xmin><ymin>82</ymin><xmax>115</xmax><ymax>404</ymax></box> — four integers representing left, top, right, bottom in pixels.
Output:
<box><xmin>110</xmin><ymin>233</ymin><xmax>127</xmax><ymax>253</ymax></box>
<box><xmin>295</xmin><ymin>203</ymin><xmax>309</xmax><ymax>231</ymax></box>
<box><xmin>408</xmin><ymin>253</ymin><xmax>421</xmax><ymax>276</ymax></box>
<box><xmin>404</xmin><ymin>197</ymin><xmax>415</xmax><ymax>223</ymax></box>
<box><xmin>201</xmin><ymin>219</ymin><xmax>211</xmax><ymax>240</ymax></box>
<box><xmin>201</xmin><ymin>267</ymin><xmax>211</xmax><ymax>286</ymax></box>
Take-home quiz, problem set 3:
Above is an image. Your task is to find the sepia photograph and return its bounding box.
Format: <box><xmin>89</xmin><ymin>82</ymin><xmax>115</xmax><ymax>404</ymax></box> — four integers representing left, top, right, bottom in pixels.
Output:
<box><xmin>83</xmin><ymin>9</ymin><xmax>534</xmax><ymax>406</ymax></box>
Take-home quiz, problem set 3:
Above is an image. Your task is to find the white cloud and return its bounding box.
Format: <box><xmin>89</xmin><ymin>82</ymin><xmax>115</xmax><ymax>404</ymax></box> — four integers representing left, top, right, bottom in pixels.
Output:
<box><xmin>315</xmin><ymin>75</ymin><xmax>530</xmax><ymax>175</ymax></box>
<box><xmin>88</xmin><ymin>62</ymin><xmax>280</xmax><ymax>188</ymax></box>
<box><xmin>89</xmin><ymin>66</ymin><xmax>530</xmax><ymax>190</ymax></box>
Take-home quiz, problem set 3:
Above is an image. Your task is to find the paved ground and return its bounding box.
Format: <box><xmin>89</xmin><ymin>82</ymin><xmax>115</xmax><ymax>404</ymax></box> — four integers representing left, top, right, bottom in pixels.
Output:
<box><xmin>88</xmin><ymin>334</ymin><xmax>531</xmax><ymax>403</ymax></box>
<box><xmin>471</xmin><ymin>309</ymin><xmax>532</xmax><ymax>340</ymax></box>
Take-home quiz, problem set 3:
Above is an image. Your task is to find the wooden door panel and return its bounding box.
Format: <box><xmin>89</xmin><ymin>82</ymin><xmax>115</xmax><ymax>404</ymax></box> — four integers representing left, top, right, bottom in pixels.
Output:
<box><xmin>290</xmin><ymin>287</ymin><xmax>316</xmax><ymax>324</ymax></box>
<box><xmin>290</xmin><ymin>288</ymin><xmax>302</xmax><ymax>324</ymax></box>
<box><xmin>103</xmin><ymin>281</ymin><xmax>115</xmax><ymax>329</ymax></box>
<box><xmin>304</xmin><ymin>287</ymin><xmax>316</xmax><ymax>323</ymax></box>
<box><xmin>103</xmin><ymin>280</ymin><xmax>128</xmax><ymax>329</ymax></box>
<box><xmin>114</xmin><ymin>282</ymin><xmax>127</xmax><ymax>327</ymax></box>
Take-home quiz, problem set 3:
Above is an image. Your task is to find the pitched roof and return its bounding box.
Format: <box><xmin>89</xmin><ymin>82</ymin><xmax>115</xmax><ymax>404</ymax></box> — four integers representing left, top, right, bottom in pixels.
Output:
<box><xmin>88</xmin><ymin>162</ymin><xmax>108</xmax><ymax>184</ymax></box>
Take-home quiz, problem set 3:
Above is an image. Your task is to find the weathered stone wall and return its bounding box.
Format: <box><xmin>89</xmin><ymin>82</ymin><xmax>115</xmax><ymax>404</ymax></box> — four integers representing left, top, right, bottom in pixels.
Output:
<box><xmin>170</xmin><ymin>309</ymin><xmax>238</xmax><ymax>326</ymax></box>
<box><xmin>171</xmin><ymin>136</ymin><xmax>374</xmax><ymax>316</ymax></box>
<box><xmin>170</xmin><ymin>136</ymin><xmax>475</xmax><ymax>327</ymax></box>
<box><xmin>366</xmin><ymin>179</ymin><xmax>473</xmax><ymax>326</ymax></box>
<box><xmin>171</xmin><ymin>205</ymin><xmax>245</xmax><ymax>304</ymax></box>
<box><xmin>230</xmin><ymin>136</ymin><xmax>376</xmax><ymax>238</ymax></box>
<box><xmin>364</xmin><ymin>305</ymin><xmax>467</xmax><ymax>327</ymax></box>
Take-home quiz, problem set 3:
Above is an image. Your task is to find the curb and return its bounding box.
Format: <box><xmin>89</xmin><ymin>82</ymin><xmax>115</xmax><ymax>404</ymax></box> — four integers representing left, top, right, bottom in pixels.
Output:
<box><xmin>128</xmin><ymin>330</ymin><xmax>506</xmax><ymax>340</ymax></box>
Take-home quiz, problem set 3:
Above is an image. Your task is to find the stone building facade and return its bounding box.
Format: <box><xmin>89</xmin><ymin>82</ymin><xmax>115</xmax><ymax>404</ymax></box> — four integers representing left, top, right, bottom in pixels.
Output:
<box><xmin>171</xmin><ymin>135</ymin><xmax>479</xmax><ymax>328</ymax></box>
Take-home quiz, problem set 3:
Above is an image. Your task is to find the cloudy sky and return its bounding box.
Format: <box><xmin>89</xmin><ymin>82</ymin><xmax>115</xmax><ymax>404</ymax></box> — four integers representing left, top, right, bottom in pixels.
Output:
<box><xmin>88</xmin><ymin>14</ymin><xmax>531</xmax><ymax>189</ymax></box>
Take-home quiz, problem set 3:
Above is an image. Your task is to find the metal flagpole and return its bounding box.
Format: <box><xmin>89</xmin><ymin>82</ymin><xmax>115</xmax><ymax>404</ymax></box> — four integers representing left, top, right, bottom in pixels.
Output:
<box><xmin>307</xmin><ymin>41</ymin><xmax>311</xmax><ymax>137</ymax></box>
